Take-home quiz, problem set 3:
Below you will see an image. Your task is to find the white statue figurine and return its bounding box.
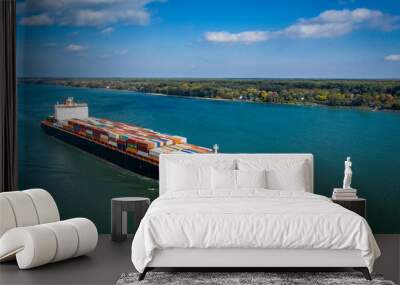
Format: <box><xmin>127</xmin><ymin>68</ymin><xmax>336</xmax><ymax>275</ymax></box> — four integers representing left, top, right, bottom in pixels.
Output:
<box><xmin>342</xmin><ymin>156</ymin><xmax>352</xmax><ymax>189</ymax></box>
<box><xmin>213</xmin><ymin>144</ymin><xmax>219</xmax><ymax>154</ymax></box>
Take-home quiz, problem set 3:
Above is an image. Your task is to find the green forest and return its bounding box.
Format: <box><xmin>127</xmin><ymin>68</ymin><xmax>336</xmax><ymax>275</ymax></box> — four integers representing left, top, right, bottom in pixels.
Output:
<box><xmin>22</xmin><ymin>78</ymin><xmax>400</xmax><ymax>110</ymax></box>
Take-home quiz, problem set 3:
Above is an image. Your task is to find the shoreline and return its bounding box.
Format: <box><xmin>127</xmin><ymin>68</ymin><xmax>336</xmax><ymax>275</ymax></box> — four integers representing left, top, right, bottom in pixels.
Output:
<box><xmin>97</xmin><ymin>86</ymin><xmax>400</xmax><ymax>114</ymax></box>
<box><xmin>19</xmin><ymin>82</ymin><xmax>399</xmax><ymax>113</ymax></box>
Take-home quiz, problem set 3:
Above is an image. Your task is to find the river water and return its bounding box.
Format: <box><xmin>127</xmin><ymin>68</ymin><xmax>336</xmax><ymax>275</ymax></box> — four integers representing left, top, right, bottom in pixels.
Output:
<box><xmin>18</xmin><ymin>83</ymin><xmax>400</xmax><ymax>233</ymax></box>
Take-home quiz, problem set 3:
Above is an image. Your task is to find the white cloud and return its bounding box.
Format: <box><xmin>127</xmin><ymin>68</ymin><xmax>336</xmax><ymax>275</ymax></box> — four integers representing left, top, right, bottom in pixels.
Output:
<box><xmin>114</xmin><ymin>49</ymin><xmax>128</xmax><ymax>55</ymax></box>
<box><xmin>62</xmin><ymin>8</ymin><xmax>150</xmax><ymax>26</ymax></box>
<box><xmin>205</xmin><ymin>8</ymin><xmax>399</xmax><ymax>44</ymax></box>
<box><xmin>384</xmin><ymin>54</ymin><xmax>400</xmax><ymax>62</ymax></box>
<box><xmin>101</xmin><ymin>27</ymin><xmax>115</xmax><ymax>34</ymax></box>
<box><xmin>65</xmin><ymin>44</ymin><xmax>88</xmax><ymax>52</ymax></box>
<box><xmin>205</xmin><ymin>31</ymin><xmax>271</xmax><ymax>44</ymax></box>
<box><xmin>282</xmin><ymin>22</ymin><xmax>353</xmax><ymax>38</ymax></box>
<box><xmin>19</xmin><ymin>13</ymin><xmax>54</xmax><ymax>26</ymax></box>
<box><xmin>18</xmin><ymin>0</ymin><xmax>160</xmax><ymax>27</ymax></box>
<box><xmin>283</xmin><ymin>8</ymin><xmax>399</xmax><ymax>38</ymax></box>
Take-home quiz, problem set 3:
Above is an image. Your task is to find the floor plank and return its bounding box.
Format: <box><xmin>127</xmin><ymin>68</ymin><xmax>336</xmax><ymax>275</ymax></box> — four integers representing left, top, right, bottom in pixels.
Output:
<box><xmin>374</xmin><ymin>234</ymin><xmax>400</xmax><ymax>284</ymax></box>
<box><xmin>0</xmin><ymin>235</ymin><xmax>133</xmax><ymax>285</ymax></box>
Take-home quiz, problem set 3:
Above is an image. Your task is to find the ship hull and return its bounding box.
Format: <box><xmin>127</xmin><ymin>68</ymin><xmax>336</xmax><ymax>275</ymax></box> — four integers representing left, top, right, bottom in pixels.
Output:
<box><xmin>41</xmin><ymin>122</ymin><xmax>159</xmax><ymax>180</ymax></box>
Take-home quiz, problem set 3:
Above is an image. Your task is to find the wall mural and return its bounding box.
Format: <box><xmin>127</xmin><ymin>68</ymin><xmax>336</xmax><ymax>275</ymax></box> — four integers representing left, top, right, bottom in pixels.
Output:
<box><xmin>17</xmin><ymin>0</ymin><xmax>400</xmax><ymax>233</ymax></box>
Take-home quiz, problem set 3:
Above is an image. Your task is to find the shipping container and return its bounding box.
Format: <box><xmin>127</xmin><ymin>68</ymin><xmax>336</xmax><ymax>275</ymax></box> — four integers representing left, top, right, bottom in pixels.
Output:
<box><xmin>137</xmin><ymin>150</ymin><xmax>149</xmax><ymax>157</ymax></box>
<box><xmin>108</xmin><ymin>140</ymin><xmax>118</xmax><ymax>147</ymax></box>
<box><xmin>43</xmin><ymin>106</ymin><xmax>212</xmax><ymax>180</ymax></box>
<box><xmin>126</xmin><ymin>147</ymin><xmax>138</xmax><ymax>154</ymax></box>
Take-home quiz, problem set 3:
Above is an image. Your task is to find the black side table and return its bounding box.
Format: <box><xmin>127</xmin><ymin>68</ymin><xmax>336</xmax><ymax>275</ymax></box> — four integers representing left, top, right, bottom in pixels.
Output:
<box><xmin>332</xmin><ymin>198</ymin><xmax>366</xmax><ymax>218</ymax></box>
<box><xmin>111</xmin><ymin>197</ymin><xmax>150</xmax><ymax>242</ymax></box>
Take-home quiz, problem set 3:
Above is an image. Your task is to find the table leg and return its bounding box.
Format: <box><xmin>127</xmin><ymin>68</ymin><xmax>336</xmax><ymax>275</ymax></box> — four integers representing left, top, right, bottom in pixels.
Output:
<box><xmin>111</xmin><ymin>201</ymin><xmax>126</xmax><ymax>242</ymax></box>
<box><xmin>122</xmin><ymin>210</ymin><xmax>127</xmax><ymax>236</ymax></box>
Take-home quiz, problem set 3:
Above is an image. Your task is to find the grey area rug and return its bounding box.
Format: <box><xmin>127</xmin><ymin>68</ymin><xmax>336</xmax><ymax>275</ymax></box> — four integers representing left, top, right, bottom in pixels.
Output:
<box><xmin>116</xmin><ymin>272</ymin><xmax>396</xmax><ymax>285</ymax></box>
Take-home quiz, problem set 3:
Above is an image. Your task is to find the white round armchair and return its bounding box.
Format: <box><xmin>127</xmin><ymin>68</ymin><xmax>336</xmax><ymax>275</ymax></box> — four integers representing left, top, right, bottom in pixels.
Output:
<box><xmin>0</xmin><ymin>189</ymin><xmax>98</xmax><ymax>269</ymax></box>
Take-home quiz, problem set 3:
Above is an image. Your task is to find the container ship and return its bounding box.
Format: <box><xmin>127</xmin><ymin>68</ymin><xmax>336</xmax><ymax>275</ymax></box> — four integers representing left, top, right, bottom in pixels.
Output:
<box><xmin>41</xmin><ymin>98</ymin><xmax>211</xmax><ymax>179</ymax></box>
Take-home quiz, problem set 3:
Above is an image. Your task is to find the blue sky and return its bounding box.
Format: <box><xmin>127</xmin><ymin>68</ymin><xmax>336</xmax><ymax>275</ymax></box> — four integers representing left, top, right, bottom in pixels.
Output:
<box><xmin>17</xmin><ymin>0</ymin><xmax>400</xmax><ymax>78</ymax></box>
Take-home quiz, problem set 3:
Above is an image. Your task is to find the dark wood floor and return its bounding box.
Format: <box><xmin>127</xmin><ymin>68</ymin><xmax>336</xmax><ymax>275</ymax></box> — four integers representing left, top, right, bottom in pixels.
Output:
<box><xmin>0</xmin><ymin>235</ymin><xmax>134</xmax><ymax>285</ymax></box>
<box><xmin>1</xmin><ymin>234</ymin><xmax>399</xmax><ymax>285</ymax></box>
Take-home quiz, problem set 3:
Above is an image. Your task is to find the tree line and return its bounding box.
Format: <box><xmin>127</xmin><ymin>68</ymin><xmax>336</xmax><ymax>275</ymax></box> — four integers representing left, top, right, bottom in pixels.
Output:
<box><xmin>21</xmin><ymin>78</ymin><xmax>400</xmax><ymax>110</ymax></box>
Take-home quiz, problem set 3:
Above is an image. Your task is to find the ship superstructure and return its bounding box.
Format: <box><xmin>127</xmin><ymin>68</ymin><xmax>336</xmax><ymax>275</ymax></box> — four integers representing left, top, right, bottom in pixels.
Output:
<box><xmin>55</xmin><ymin>97</ymin><xmax>89</xmax><ymax>121</ymax></box>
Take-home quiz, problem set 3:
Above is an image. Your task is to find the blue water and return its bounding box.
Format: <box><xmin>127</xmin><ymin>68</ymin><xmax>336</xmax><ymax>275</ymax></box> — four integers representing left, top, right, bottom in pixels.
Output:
<box><xmin>18</xmin><ymin>83</ymin><xmax>400</xmax><ymax>233</ymax></box>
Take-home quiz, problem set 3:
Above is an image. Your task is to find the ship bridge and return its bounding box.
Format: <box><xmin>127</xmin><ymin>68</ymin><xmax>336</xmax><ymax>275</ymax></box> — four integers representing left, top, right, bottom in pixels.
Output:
<box><xmin>55</xmin><ymin>97</ymin><xmax>89</xmax><ymax>121</ymax></box>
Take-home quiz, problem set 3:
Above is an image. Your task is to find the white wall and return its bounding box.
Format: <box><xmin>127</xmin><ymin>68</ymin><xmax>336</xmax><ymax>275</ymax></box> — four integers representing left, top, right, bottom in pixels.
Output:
<box><xmin>55</xmin><ymin>106</ymin><xmax>89</xmax><ymax>121</ymax></box>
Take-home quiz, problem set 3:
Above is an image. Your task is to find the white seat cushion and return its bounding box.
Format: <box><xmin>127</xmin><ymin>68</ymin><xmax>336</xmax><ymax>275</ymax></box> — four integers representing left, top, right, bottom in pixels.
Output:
<box><xmin>1</xmin><ymin>192</ymin><xmax>39</xmax><ymax>227</ymax></box>
<box><xmin>0</xmin><ymin>196</ymin><xmax>17</xmax><ymax>237</ymax></box>
<box><xmin>0</xmin><ymin>226</ymin><xmax>57</xmax><ymax>269</ymax></box>
<box><xmin>42</xmin><ymin>221</ymin><xmax>79</xmax><ymax>262</ymax></box>
<box><xmin>24</xmin><ymin>189</ymin><xmax>60</xmax><ymax>224</ymax></box>
<box><xmin>0</xmin><ymin>218</ymin><xmax>97</xmax><ymax>269</ymax></box>
<box><xmin>65</xmin><ymin>218</ymin><xmax>98</xmax><ymax>257</ymax></box>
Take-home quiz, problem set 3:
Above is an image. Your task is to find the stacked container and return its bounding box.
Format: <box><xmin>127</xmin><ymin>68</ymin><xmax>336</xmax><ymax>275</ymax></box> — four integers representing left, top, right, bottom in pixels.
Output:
<box><xmin>58</xmin><ymin>116</ymin><xmax>211</xmax><ymax>162</ymax></box>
